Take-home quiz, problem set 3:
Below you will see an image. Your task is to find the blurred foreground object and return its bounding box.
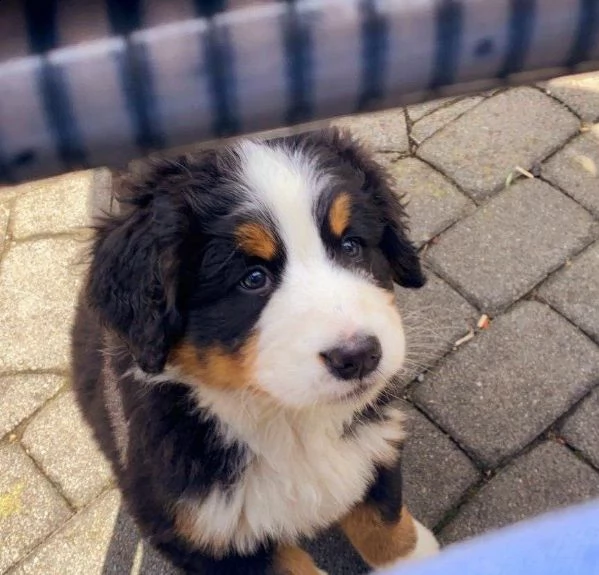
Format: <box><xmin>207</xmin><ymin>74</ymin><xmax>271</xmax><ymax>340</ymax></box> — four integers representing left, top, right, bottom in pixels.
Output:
<box><xmin>0</xmin><ymin>0</ymin><xmax>598</xmax><ymax>184</ymax></box>
<box><xmin>382</xmin><ymin>500</ymin><xmax>599</xmax><ymax>575</ymax></box>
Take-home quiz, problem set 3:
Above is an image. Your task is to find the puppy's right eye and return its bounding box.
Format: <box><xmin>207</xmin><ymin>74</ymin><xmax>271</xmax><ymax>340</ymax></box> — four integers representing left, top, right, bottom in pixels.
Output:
<box><xmin>341</xmin><ymin>237</ymin><xmax>363</xmax><ymax>259</ymax></box>
<box><xmin>239</xmin><ymin>267</ymin><xmax>271</xmax><ymax>292</ymax></box>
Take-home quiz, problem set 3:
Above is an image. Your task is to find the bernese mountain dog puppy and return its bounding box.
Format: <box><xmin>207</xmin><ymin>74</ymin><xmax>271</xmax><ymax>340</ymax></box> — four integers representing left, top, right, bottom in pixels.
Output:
<box><xmin>72</xmin><ymin>128</ymin><xmax>439</xmax><ymax>574</ymax></box>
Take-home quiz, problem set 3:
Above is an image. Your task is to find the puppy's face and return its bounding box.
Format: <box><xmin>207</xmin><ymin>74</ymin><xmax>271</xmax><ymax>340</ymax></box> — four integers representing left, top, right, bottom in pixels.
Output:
<box><xmin>89</xmin><ymin>130</ymin><xmax>425</xmax><ymax>408</ymax></box>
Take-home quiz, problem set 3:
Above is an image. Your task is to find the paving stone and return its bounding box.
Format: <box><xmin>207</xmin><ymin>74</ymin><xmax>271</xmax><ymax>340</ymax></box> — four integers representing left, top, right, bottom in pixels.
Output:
<box><xmin>89</xmin><ymin>168</ymin><xmax>115</xmax><ymax>219</ymax></box>
<box><xmin>0</xmin><ymin>374</ymin><xmax>65</xmax><ymax>439</ymax></box>
<box><xmin>395</xmin><ymin>273</ymin><xmax>478</xmax><ymax>386</ymax></box>
<box><xmin>426</xmin><ymin>179</ymin><xmax>597</xmax><ymax>314</ymax></box>
<box><xmin>22</xmin><ymin>391</ymin><xmax>114</xmax><ymax>508</ymax></box>
<box><xmin>332</xmin><ymin>108</ymin><xmax>409</xmax><ymax>153</ymax></box>
<box><xmin>388</xmin><ymin>158</ymin><xmax>475</xmax><ymax>247</ymax></box>
<box><xmin>0</xmin><ymin>443</ymin><xmax>72</xmax><ymax>573</ymax></box>
<box><xmin>562</xmin><ymin>388</ymin><xmax>599</xmax><ymax>470</ymax></box>
<box><xmin>411</xmin><ymin>96</ymin><xmax>484</xmax><ymax>145</ymax></box>
<box><xmin>0</xmin><ymin>237</ymin><xmax>86</xmax><ymax>371</ymax></box>
<box><xmin>418</xmin><ymin>88</ymin><xmax>580</xmax><ymax>201</ymax></box>
<box><xmin>401</xmin><ymin>402</ymin><xmax>480</xmax><ymax>528</ymax></box>
<box><xmin>413</xmin><ymin>302</ymin><xmax>599</xmax><ymax>467</ymax></box>
<box><xmin>546</xmin><ymin>72</ymin><xmax>599</xmax><ymax>122</ymax></box>
<box><xmin>10</xmin><ymin>170</ymin><xmax>103</xmax><ymax>239</ymax></box>
<box><xmin>538</xmin><ymin>241</ymin><xmax>599</xmax><ymax>343</ymax></box>
<box><xmin>11</xmin><ymin>489</ymin><xmax>178</xmax><ymax>575</ymax></box>
<box><xmin>407</xmin><ymin>97</ymin><xmax>453</xmax><ymax>123</ymax></box>
<box><xmin>0</xmin><ymin>200</ymin><xmax>9</xmax><ymax>254</ymax></box>
<box><xmin>440</xmin><ymin>441</ymin><xmax>599</xmax><ymax>544</ymax></box>
<box><xmin>542</xmin><ymin>130</ymin><xmax>599</xmax><ymax>217</ymax></box>
<box><xmin>306</xmin><ymin>527</ymin><xmax>369</xmax><ymax>575</ymax></box>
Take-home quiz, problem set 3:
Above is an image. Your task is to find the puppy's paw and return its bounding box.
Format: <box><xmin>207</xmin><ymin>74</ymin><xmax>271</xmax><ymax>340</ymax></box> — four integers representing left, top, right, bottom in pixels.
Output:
<box><xmin>407</xmin><ymin>520</ymin><xmax>440</xmax><ymax>560</ymax></box>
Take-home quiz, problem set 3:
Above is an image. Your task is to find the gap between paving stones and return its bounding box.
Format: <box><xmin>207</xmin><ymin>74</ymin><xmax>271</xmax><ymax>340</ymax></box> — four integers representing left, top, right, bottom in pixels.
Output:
<box><xmin>402</xmin><ymin>268</ymin><xmax>599</xmax><ymax>528</ymax></box>
<box><xmin>423</xmin><ymin>206</ymin><xmax>599</xmax><ymax>319</ymax></box>
<box><xmin>0</xmin><ymin>199</ymin><xmax>15</xmax><ymax>263</ymax></box>
<box><xmin>8</xmin><ymin>390</ymin><xmax>81</xmax><ymax>510</ymax></box>
<box><xmin>4</xmin><ymin>482</ymin><xmax>120</xmax><ymax>575</ymax></box>
<box><xmin>417</xmin><ymin>88</ymin><xmax>582</xmax><ymax>201</ymax></box>
<box><xmin>538</xmin><ymin>176</ymin><xmax>599</xmax><ymax>218</ymax></box>
<box><xmin>0</xmin><ymin>376</ymin><xmax>69</xmax><ymax>444</ymax></box>
<box><xmin>412</xmin><ymin>337</ymin><xmax>599</xmax><ymax>475</ymax></box>
<box><xmin>432</xmin><ymin>426</ymin><xmax>599</xmax><ymax>536</ymax></box>
<box><xmin>7</xmin><ymin>229</ymin><xmax>93</xmax><ymax>246</ymax></box>
<box><xmin>535</xmin><ymin>295</ymin><xmax>599</xmax><ymax>356</ymax></box>
<box><xmin>535</xmin><ymin>85</ymin><xmax>589</xmax><ymax>121</ymax></box>
<box><xmin>408</xmin><ymin>96</ymin><xmax>491</xmax><ymax>149</ymax></box>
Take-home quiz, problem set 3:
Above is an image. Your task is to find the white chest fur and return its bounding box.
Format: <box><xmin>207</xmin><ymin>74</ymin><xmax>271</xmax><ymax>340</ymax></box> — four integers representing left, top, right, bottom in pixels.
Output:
<box><xmin>179</xmin><ymin>390</ymin><xmax>406</xmax><ymax>555</ymax></box>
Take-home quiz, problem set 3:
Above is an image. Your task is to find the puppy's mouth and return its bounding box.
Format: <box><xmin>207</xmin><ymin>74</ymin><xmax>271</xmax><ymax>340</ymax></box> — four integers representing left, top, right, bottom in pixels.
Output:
<box><xmin>331</xmin><ymin>377</ymin><xmax>383</xmax><ymax>405</ymax></box>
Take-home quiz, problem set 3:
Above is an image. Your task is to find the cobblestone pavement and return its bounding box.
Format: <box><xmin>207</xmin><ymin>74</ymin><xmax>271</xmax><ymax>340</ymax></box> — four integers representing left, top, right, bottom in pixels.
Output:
<box><xmin>1</xmin><ymin>73</ymin><xmax>599</xmax><ymax>574</ymax></box>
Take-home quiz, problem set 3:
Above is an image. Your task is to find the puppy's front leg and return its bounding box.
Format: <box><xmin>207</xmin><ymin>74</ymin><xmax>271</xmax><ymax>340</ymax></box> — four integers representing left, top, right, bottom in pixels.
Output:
<box><xmin>339</xmin><ymin>459</ymin><xmax>439</xmax><ymax>569</ymax></box>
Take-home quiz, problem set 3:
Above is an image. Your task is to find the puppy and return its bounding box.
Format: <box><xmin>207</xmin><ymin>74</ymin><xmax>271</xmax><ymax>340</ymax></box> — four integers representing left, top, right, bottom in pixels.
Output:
<box><xmin>72</xmin><ymin>128</ymin><xmax>439</xmax><ymax>574</ymax></box>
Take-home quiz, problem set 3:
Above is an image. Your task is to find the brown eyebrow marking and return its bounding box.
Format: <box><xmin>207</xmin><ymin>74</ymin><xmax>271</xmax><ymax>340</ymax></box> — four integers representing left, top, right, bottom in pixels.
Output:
<box><xmin>328</xmin><ymin>192</ymin><xmax>352</xmax><ymax>237</ymax></box>
<box><xmin>235</xmin><ymin>222</ymin><xmax>277</xmax><ymax>260</ymax></box>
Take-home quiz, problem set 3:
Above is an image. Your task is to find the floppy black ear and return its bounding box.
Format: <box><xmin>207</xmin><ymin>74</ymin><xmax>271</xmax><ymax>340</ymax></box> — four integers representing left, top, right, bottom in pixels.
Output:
<box><xmin>378</xmin><ymin>195</ymin><xmax>426</xmax><ymax>288</ymax></box>
<box><xmin>86</xmin><ymin>170</ymin><xmax>186</xmax><ymax>373</ymax></box>
<box><xmin>314</xmin><ymin>127</ymin><xmax>426</xmax><ymax>288</ymax></box>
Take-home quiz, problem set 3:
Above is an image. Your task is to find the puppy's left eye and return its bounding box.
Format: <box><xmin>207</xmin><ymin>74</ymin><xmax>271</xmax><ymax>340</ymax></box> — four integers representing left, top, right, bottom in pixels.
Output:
<box><xmin>239</xmin><ymin>267</ymin><xmax>271</xmax><ymax>292</ymax></box>
<box><xmin>341</xmin><ymin>237</ymin><xmax>363</xmax><ymax>259</ymax></box>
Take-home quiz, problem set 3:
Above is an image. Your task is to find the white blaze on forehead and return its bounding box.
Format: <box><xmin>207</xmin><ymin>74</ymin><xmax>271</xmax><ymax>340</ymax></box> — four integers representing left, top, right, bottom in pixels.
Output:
<box><xmin>232</xmin><ymin>139</ymin><xmax>406</xmax><ymax>408</ymax></box>
<box><xmin>234</xmin><ymin>140</ymin><xmax>330</xmax><ymax>260</ymax></box>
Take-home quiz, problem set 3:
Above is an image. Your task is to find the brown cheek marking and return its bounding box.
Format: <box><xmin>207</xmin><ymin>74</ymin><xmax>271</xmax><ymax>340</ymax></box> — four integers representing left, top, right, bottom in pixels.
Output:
<box><xmin>236</xmin><ymin>222</ymin><xmax>277</xmax><ymax>260</ymax></box>
<box><xmin>171</xmin><ymin>336</ymin><xmax>259</xmax><ymax>392</ymax></box>
<box><xmin>273</xmin><ymin>546</ymin><xmax>323</xmax><ymax>575</ymax></box>
<box><xmin>340</xmin><ymin>504</ymin><xmax>417</xmax><ymax>567</ymax></box>
<box><xmin>328</xmin><ymin>192</ymin><xmax>352</xmax><ymax>238</ymax></box>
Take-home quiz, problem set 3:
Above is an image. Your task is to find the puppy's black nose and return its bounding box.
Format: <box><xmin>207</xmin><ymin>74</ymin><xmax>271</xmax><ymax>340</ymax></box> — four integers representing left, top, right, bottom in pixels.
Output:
<box><xmin>321</xmin><ymin>335</ymin><xmax>382</xmax><ymax>380</ymax></box>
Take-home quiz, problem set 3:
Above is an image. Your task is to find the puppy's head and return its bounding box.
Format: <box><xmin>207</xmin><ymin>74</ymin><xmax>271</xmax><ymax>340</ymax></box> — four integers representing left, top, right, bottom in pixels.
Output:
<box><xmin>88</xmin><ymin>129</ymin><xmax>425</xmax><ymax>408</ymax></box>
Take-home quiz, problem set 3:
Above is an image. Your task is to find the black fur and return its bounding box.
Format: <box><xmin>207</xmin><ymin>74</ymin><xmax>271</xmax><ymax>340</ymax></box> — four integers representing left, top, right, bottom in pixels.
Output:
<box><xmin>73</xmin><ymin>128</ymin><xmax>424</xmax><ymax>574</ymax></box>
<box><xmin>367</xmin><ymin>458</ymin><xmax>404</xmax><ymax>524</ymax></box>
<box><xmin>301</xmin><ymin>129</ymin><xmax>426</xmax><ymax>289</ymax></box>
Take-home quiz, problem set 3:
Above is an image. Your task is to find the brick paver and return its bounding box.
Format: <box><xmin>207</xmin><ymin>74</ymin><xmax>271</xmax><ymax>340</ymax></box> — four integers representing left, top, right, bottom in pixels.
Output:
<box><xmin>538</xmin><ymin>240</ymin><xmax>599</xmax><ymax>344</ymax></box>
<box><xmin>11</xmin><ymin>171</ymin><xmax>96</xmax><ymax>239</ymax></box>
<box><xmin>410</xmin><ymin>96</ymin><xmax>484</xmax><ymax>146</ymax></box>
<box><xmin>546</xmin><ymin>72</ymin><xmax>599</xmax><ymax>122</ymax></box>
<box><xmin>413</xmin><ymin>302</ymin><xmax>599</xmax><ymax>467</ymax></box>
<box><xmin>2</xmin><ymin>76</ymin><xmax>599</xmax><ymax>574</ymax></box>
<box><xmin>22</xmin><ymin>391</ymin><xmax>114</xmax><ymax>509</ymax></box>
<box><xmin>0</xmin><ymin>444</ymin><xmax>72</xmax><ymax>573</ymax></box>
<box><xmin>407</xmin><ymin>97</ymin><xmax>452</xmax><ymax>123</ymax></box>
<box><xmin>389</xmin><ymin>158</ymin><xmax>475</xmax><ymax>247</ymax></box>
<box><xmin>562</xmin><ymin>388</ymin><xmax>599</xmax><ymax>470</ymax></box>
<box><xmin>426</xmin><ymin>179</ymin><xmax>597</xmax><ymax>314</ymax></box>
<box><xmin>440</xmin><ymin>441</ymin><xmax>599</xmax><ymax>544</ymax></box>
<box><xmin>332</xmin><ymin>109</ymin><xmax>409</xmax><ymax>153</ymax></box>
<box><xmin>9</xmin><ymin>490</ymin><xmax>176</xmax><ymax>575</ymax></box>
<box><xmin>418</xmin><ymin>88</ymin><xmax>580</xmax><ymax>201</ymax></box>
<box><xmin>401</xmin><ymin>403</ymin><xmax>480</xmax><ymax>528</ymax></box>
<box><xmin>0</xmin><ymin>201</ymin><xmax>9</xmax><ymax>254</ymax></box>
<box><xmin>0</xmin><ymin>374</ymin><xmax>65</xmax><ymax>440</ymax></box>
<box><xmin>0</xmin><ymin>238</ymin><xmax>85</xmax><ymax>372</ymax></box>
<box><xmin>542</xmin><ymin>130</ymin><xmax>599</xmax><ymax>217</ymax></box>
<box><xmin>395</xmin><ymin>273</ymin><xmax>478</xmax><ymax>386</ymax></box>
